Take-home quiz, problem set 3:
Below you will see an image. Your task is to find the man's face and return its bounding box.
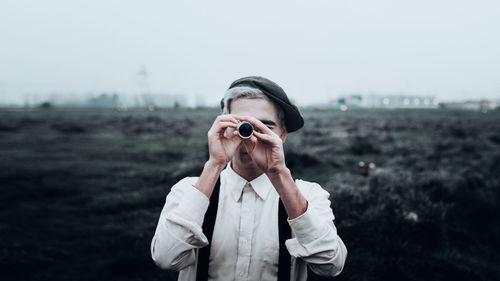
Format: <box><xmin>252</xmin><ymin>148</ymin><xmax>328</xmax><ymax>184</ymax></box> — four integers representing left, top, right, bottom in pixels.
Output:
<box><xmin>229</xmin><ymin>98</ymin><xmax>287</xmax><ymax>171</ymax></box>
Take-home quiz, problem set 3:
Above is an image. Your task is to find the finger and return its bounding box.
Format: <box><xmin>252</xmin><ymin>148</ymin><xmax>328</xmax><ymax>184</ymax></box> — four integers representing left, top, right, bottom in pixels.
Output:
<box><xmin>229</xmin><ymin>134</ymin><xmax>242</xmax><ymax>147</ymax></box>
<box><xmin>209</xmin><ymin>121</ymin><xmax>237</xmax><ymax>136</ymax></box>
<box><xmin>252</xmin><ymin>130</ymin><xmax>279</xmax><ymax>144</ymax></box>
<box><xmin>215</xmin><ymin>121</ymin><xmax>238</xmax><ymax>131</ymax></box>
<box><xmin>242</xmin><ymin>139</ymin><xmax>255</xmax><ymax>154</ymax></box>
<box><xmin>216</xmin><ymin>114</ymin><xmax>239</xmax><ymax>124</ymax></box>
<box><xmin>224</xmin><ymin>127</ymin><xmax>236</xmax><ymax>138</ymax></box>
<box><xmin>210</xmin><ymin>115</ymin><xmax>239</xmax><ymax>134</ymax></box>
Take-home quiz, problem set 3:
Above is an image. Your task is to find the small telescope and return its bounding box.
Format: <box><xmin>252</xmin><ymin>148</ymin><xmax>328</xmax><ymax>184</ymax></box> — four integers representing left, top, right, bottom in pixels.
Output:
<box><xmin>237</xmin><ymin>122</ymin><xmax>253</xmax><ymax>139</ymax></box>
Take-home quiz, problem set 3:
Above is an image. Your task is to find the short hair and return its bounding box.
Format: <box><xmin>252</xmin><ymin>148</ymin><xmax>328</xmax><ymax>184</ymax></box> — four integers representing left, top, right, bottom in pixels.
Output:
<box><xmin>221</xmin><ymin>86</ymin><xmax>286</xmax><ymax>131</ymax></box>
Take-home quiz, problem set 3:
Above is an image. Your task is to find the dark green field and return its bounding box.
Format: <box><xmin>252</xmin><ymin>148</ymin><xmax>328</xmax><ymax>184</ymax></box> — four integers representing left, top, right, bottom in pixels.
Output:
<box><xmin>1</xmin><ymin>107</ymin><xmax>499</xmax><ymax>281</ymax></box>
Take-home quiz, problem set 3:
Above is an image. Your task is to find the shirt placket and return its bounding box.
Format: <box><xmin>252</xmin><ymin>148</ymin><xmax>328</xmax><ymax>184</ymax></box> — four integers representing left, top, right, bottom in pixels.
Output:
<box><xmin>235</xmin><ymin>182</ymin><xmax>256</xmax><ymax>280</ymax></box>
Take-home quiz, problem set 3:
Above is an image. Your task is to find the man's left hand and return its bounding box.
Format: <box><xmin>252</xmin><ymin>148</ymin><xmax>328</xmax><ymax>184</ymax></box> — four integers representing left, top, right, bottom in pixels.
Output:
<box><xmin>235</xmin><ymin>116</ymin><xmax>287</xmax><ymax>175</ymax></box>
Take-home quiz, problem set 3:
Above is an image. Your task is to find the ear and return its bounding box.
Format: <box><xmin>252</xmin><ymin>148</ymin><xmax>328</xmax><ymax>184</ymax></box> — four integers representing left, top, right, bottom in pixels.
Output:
<box><xmin>280</xmin><ymin>127</ymin><xmax>288</xmax><ymax>143</ymax></box>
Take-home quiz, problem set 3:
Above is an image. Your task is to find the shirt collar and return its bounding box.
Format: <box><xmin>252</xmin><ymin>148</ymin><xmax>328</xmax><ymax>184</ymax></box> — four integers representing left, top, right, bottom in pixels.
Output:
<box><xmin>223</xmin><ymin>163</ymin><xmax>274</xmax><ymax>201</ymax></box>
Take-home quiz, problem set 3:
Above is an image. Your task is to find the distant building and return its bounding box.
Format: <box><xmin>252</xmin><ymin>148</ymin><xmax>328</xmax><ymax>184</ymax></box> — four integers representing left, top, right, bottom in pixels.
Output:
<box><xmin>439</xmin><ymin>100</ymin><xmax>499</xmax><ymax>112</ymax></box>
<box><xmin>337</xmin><ymin>95</ymin><xmax>363</xmax><ymax>108</ymax></box>
<box><xmin>331</xmin><ymin>93</ymin><xmax>438</xmax><ymax>109</ymax></box>
<box><xmin>362</xmin><ymin>94</ymin><xmax>438</xmax><ymax>109</ymax></box>
<box><xmin>88</xmin><ymin>93</ymin><xmax>120</xmax><ymax>108</ymax></box>
<box><xmin>140</xmin><ymin>93</ymin><xmax>188</xmax><ymax>108</ymax></box>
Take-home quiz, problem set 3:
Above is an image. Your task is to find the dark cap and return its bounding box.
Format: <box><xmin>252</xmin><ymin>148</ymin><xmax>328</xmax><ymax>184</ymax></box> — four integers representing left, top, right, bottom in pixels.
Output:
<box><xmin>223</xmin><ymin>76</ymin><xmax>304</xmax><ymax>132</ymax></box>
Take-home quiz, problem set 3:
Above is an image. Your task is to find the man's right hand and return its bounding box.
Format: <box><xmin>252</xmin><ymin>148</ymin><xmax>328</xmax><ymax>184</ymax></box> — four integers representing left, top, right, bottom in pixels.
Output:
<box><xmin>194</xmin><ymin>115</ymin><xmax>241</xmax><ymax>198</ymax></box>
<box><xmin>207</xmin><ymin>114</ymin><xmax>241</xmax><ymax>167</ymax></box>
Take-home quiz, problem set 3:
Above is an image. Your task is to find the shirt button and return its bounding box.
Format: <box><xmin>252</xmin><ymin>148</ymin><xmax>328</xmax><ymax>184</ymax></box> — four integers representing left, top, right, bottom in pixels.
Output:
<box><xmin>238</xmin><ymin>271</ymin><xmax>244</xmax><ymax>277</ymax></box>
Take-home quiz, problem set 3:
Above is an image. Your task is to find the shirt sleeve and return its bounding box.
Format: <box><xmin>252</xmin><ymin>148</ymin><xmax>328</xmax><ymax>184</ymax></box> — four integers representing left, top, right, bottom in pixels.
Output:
<box><xmin>285</xmin><ymin>180</ymin><xmax>348</xmax><ymax>277</ymax></box>
<box><xmin>150</xmin><ymin>177</ymin><xmax>210</xmax><ymax>271</ymax></box>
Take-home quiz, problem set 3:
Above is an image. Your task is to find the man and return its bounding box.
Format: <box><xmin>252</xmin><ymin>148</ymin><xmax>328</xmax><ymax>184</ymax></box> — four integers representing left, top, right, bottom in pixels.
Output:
<box><xmin>151</xmin><ymin>76</ymin><xmax>347</xmax><ymax>281</ymax></box>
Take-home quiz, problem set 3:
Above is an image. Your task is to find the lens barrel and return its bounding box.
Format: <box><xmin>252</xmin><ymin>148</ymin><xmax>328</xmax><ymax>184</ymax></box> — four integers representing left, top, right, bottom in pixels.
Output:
<box><xmin>237</xmin><ymin>122</ymin><xmax>253</xmax><ymax>139</ymax></box>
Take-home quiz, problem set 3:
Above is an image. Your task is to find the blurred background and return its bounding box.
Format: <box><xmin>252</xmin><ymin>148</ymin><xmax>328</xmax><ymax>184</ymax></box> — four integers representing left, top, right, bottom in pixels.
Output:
<box><xmin>1</xmin><ymin>0</ymin><xmax>499</xmax><ymax>280</ymax></box>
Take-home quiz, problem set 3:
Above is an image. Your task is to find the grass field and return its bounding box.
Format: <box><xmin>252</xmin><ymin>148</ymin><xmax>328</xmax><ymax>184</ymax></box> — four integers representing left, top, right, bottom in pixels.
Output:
<box><xmin>1</xmin><ymin>107</ymin><xmax>499</xmax><ymax>281</ymax></box>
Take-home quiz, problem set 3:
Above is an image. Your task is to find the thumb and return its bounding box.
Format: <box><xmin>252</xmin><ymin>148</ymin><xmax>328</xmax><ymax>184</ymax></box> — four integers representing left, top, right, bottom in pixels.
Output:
<box><xmin>242</xmin><ymin>138</ymin><xmax>255</xmax><ymax>155</ymax></box>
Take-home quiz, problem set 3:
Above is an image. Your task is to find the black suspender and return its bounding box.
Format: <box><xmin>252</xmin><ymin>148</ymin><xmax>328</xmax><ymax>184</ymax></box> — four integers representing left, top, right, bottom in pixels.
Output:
<box><xmin>196</xmin><ymin>178</ymin><xmax>292</xmax><ymax>281</ymax></box>
<box><xmin>278</xmin><ymin>199</ymin><xmax>292</xmax><ymax>281</ymax></box>
<box><xmin>196</xmin><ymin>178</ymin><xmax>221</xmax><ymax>281</ymax></box>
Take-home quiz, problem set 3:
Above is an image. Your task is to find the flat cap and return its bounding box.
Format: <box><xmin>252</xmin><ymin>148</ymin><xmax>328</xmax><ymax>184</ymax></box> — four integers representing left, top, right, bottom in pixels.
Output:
<box><xmin>225</xmin><ymin>76</ymin><xmax>304</xmax><ymax>133</ymax></box>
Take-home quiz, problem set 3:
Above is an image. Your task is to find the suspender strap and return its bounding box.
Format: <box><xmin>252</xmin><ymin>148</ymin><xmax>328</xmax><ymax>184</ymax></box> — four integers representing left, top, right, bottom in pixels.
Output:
<box><xmin>196</xmin><ymin>178</ymin><xmax>220</xmax><ymax>281</ymax></box>
<box><xmin>278</xmin><ymin>199</ymin><xmax>292</xmax><ymax>281</ymax></box>
<box><xmin>195</xmin><ymin>178</ymin><xmax>293</xmax><ymax>281</ymax></box>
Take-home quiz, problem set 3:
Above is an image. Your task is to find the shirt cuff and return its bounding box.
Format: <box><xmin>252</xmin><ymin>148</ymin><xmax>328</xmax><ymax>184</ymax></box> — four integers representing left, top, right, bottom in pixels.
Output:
<box><xmin>287</xmin><ymin>204</ymin><xmax>326</xmax><ymax>245</ymax></box>
<box><xmin>175</xmin><ymin>181</ymin><xmax>210</xmax><ymax>226</ymax></box>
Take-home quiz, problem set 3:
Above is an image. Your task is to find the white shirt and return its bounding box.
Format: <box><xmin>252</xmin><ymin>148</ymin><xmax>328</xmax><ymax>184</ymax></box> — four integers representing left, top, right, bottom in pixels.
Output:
<box><xmin>151</xmin><ymin>164</ymin><xmax>347</xmax><ymax>281</ymax></box>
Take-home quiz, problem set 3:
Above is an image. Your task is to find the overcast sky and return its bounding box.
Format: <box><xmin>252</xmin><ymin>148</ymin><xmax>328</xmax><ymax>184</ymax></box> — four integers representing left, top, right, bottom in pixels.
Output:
<box><xmin>1</xmin><ymin>0</ymin><xmax>499</xmax><ymax>106</ymax></box>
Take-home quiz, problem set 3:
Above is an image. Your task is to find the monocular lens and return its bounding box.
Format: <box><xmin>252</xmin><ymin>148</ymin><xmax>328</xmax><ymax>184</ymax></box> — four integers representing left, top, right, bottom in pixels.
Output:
<box><xmin>238</xmin><ymin>122</ymin><xmax>253</xmax><ymax>138</ymax></box>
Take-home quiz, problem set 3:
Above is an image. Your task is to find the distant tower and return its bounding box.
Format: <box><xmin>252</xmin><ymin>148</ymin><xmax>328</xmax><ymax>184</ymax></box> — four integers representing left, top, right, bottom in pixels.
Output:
<box><xmin>137</xmin><ymin>65</ymin><xmax>153</xmax><ymax>107</ymax></box>
<box><xmin>137</xmin><ymin>65</ymin><xmax>149</xmax><ymax>94</ymax></box>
